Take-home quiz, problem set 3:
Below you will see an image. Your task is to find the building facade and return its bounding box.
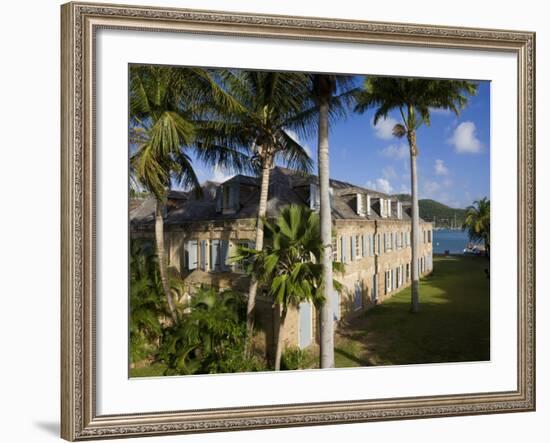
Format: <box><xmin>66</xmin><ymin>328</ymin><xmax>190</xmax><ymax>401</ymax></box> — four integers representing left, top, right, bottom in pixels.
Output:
<box><xmin>131</xmin><ymin>167</ymin><xmax>433</xmax><ymax>353</ymax></box>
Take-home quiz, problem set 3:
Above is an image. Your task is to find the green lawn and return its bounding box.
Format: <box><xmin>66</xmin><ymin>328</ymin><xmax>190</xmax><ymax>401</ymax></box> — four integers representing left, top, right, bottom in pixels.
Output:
<box><xmin>335</xmin><ymin>255</ymin><xmax>490</xmax><ymax>367</ymax></box>
<box><xmin>130</xmin><ymin>362</ymin><xmax>167</xmax><ymax>378</ymax></box>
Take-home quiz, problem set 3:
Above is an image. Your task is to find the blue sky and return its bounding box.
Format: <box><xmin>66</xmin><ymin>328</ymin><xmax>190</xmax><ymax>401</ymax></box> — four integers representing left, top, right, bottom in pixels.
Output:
<box><xmin>192</xmin><ymin>78</ymin><xmax>491</xmax><ymax>209</ymax></box>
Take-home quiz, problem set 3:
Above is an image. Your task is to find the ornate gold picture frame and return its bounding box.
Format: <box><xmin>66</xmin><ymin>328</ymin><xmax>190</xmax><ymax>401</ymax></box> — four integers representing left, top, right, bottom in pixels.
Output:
<box><xmin>61</xmin><ymin>2</ymin><xmax>535</xmax><ymax>440</ymax></box>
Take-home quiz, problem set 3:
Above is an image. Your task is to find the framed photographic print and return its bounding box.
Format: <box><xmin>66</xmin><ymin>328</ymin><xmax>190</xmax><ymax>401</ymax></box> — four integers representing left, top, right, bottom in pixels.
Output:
<box><xmin>61</xmin><ymin>1</ymin><xmax>536</xmax><ymax>440</ymax></box>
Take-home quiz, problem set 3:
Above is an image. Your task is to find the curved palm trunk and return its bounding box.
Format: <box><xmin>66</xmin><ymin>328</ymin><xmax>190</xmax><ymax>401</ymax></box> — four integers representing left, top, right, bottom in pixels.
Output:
<box><xmin>408</xmin><ymin>131</ymin><xmax>420</xmax><ymax>313</ymax></box>
<box><xmin>274</xmin><ymin>305</ymin><xmax>288</xmax><ymax>371</ymax></box>
<box><xmin>155</xmin><ymin>199</ymin><xmax>178</xmax><ymax>324</ymax></box>
<box><xmin>318</xmin><ymin>97</ymin><xmax>335</xmax><ymax>368</ymax></box>
<box><xmin>246</xmin><ymin>160</ymin><xmax>272</xmax><ymax>337</ymax></box>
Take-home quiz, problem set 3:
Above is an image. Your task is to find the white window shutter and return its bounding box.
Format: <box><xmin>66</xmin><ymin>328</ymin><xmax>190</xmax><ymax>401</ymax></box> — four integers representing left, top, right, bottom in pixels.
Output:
<box><xmin>366</xmin><ymin>195</ymin><xmax>371</xmax><ymax>216</ymax></box>
<box><xmin>187</xmin><ymin>240</ymin><xmax>198</xmax><ymax>270</ymax></box>
<box><xmin>341</xmin><ymin>235</ymin><xmax>347</xmax><ymax>263</ymax></box>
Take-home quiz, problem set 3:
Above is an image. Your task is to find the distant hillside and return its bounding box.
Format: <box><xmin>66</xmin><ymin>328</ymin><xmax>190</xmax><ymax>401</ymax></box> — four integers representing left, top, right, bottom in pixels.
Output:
<box><xmin>393</xmin><ymin>194</ymin><xmax>466</xmax><ymax>228</ymax></box>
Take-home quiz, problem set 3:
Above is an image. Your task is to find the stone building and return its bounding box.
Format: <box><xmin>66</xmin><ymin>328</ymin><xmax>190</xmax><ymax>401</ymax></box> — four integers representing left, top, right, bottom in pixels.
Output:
<box><xmin>131</xmin><ymin>166</ymin><xmax>433</xmax><ymax>353</ymax></box>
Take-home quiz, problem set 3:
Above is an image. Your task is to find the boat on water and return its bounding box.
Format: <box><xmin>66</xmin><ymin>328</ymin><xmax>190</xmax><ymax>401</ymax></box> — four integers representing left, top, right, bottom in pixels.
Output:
<box><xmin>463</xmin><ymin>242</ymin><xmax>485</xmax><ymax>255</ymax></box>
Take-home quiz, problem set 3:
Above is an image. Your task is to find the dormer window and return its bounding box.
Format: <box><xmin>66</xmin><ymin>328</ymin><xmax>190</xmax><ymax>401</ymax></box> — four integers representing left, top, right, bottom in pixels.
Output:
<box><xmin>356</xmin><ymin>193</ymin><xmax>366</xmax><ymax>216</ymax></box>
<box><xmin>309</xmin><ymin>183</ymin><xmax>320</xmax><ymax>211</ymax></box>
<box><xmin>381</xmin><ymin>198</ymin><xmax>391</xmax><ymax>218</ymax></box>
<box><xmin>222</xmin><ymin>184</ymin><xmax>239</xmax><ymax>214</ymax></box>
<box><xmin>366</xmin><ymin>195</ymin><xmax>371</xmax><ymax>216</ymax></box>
<box><xmin>396</xmin><ymin>201</ymin><xmax>403</xmax><ymax>219</ymax></box>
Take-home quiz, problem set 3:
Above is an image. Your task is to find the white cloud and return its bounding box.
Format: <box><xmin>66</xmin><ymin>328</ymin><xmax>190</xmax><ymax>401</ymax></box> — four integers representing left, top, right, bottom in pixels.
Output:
<box><xmin>380</xmin><ymin>143</ymin><xmax>408</xmax><ymax>160</ymax></box>
<box><xmin>366</xmin><ymin>178</ymin><xmax>393</xmax><ymax>194</ymax></box>
<box><xmin>434</xmin><ymin>159</ymin><xmax>449</xmax><ymax>176</ymax></box>
<box><xmin>372</xmin><ymin>116</ymin><xmax>399</xmax><ymax>140</ymax></box>
<box><xmin>447</xmin><ymin>121</ymin><xmax>483</xmax><ymax>153</ymax></box>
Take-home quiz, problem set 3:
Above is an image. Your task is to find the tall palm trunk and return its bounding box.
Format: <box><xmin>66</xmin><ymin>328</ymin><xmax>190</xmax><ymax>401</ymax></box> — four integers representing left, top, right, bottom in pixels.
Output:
<box><xmin>408</xmin><ymin>130</ymin><xmax>420</xmax><ymax>313</ymax></box>
<box><xmin>154</xmin><ymin>199</ymin><xmax>178</xmax><ymax>324</ymax></box>
<box><xmin>274</xmin><ymin>305</ymin><xmax>288</xmax><ymax>371</ymax></box>
<box><xmin>318</xmin><ymin>96</ymin><xmax>335</xmax><ymax>368</ymax></box>
<box><xmin>246</xmin><ymin>157</ymin><xmax>272</xmax><ymax>337</ymax></box>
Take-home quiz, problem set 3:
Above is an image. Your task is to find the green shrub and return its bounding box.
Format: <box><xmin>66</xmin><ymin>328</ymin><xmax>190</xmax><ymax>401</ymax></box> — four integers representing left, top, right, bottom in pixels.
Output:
<box><xmin>129</xmin><ymin>239</ymin><xmax>165</xmax><ymax>363</ymax></box>
<box><xmin>281</xmin><ymin>346</ymin><xmax>310</xmax><ymax>370</ymax></box>
<box><xmin>159</xmin><ymin>286</ymin><xmax>266</xmax><ymax>375</ymax></box>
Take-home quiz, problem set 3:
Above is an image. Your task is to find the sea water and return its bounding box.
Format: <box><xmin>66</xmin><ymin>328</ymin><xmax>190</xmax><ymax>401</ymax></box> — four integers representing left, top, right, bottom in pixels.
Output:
<box><xmin>432</xmin><ymin>229</ymin><xmax>470</xmax><ymax>254</ymax></box>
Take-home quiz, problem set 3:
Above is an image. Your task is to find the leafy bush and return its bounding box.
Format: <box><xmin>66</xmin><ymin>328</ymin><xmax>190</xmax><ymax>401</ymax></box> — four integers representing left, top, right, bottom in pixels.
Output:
<box><xmin>129</xmin><ymin>239</ymin><xmax>165</xmax><ymax>363</ymax></box>
<box><xmin>281</xmin><ymin>346</ymin><xmax>310</xmax><ymax>370</ymax></box>
<box><xmin>158</xmin><ymin>286</ymin><xmax>266</xmax><ymax>375</ymax></box>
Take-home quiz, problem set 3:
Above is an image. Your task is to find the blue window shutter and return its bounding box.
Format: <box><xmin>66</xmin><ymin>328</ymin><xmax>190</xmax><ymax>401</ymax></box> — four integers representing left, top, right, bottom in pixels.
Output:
<box><xmin>211</xmin><ymin>239</ymin><xmax>220</xmax><ymax>271</ymax></box>
<box><xmin>351</xmin><ymin>235</ymin><xmax>356</xmax><ymax>261</ymax></box>
<box><xmin>362</xmin><ymin>234</ymin><xmax>367</xmax><ymax>257</ymax></box>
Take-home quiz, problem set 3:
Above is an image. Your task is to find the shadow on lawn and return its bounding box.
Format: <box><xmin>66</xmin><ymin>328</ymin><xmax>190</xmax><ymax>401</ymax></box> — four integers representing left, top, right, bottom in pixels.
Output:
<box><xmin>335</xmin><ymin>255</ymin><xmax>490</xmax><ymax>368</ymax></box>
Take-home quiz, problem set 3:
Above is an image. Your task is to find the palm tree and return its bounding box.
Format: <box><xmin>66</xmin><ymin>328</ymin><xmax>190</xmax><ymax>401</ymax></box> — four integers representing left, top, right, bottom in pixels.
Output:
<box><xmin>355</xmin><ymin>77</ymin><xmax>477</xmax><ymax>312</ymax></box>
<box><xmin>130</xmin><ymin>65</ymin><xmax>250</xmax><ymax>324</ymax></box>
<box><xmin>311</xmin><ymin>74</ymin><xmax>356</xmax><ymax>369</ymax></box>
<box><xmin>463</xmin><ymin>197</ymin><xmax>490</xmax><ymax>257</ymax></box>
<box><xmin>208</xmin><ymin>71</ymin><xmax>316</xmax><ymax>340</ymax></box>
<box><xmin>233</xmin><ymin>205</ymin><xmax>325</xmax><ymax>370</ymax></box>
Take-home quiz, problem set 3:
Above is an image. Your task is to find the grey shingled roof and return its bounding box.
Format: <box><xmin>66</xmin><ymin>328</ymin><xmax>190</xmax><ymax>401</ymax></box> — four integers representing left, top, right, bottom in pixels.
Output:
<box><xmin>131</xmin><ymin>166</ymin><xmax>415</xmax><ymax>225</ymax></box>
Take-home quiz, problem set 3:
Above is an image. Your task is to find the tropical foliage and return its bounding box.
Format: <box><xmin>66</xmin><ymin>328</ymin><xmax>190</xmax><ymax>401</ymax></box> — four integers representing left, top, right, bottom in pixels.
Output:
<box><xmin>157</xmin><ymin>286</ymin><xmax>264</xmax><ymax>375</ymax></box>
<box><xmin>129</xmin><ymin>239</ymin><xmax>165</xmax><ymax>363</ymax></box>
<box><xmin>129</xmin><ymin>65</ymin><xmax>250</xmax><ymax>324</ymax></box>
<box><xmin>281</xmin><ymin>346</ymin><xmax>312</xmax><ymax>370</ymax></box>
<box><xmin>463</xmin><ymin>198</ymin><xmax>491</xmax><ymax>256</ymax></box>
<box><xmin>232</xmin><ymin>204</ymin><xmax>342</xmax><ymax>370</ymax></box>
<box><xmin>203</xmin><ymin>71</ymin><xmax>319</xmax><ymax>340</ymax></box>
<box><xmin>128</xmin><ymin>65</ymin><xmax>485</xmax><ymax>376</ymax></box>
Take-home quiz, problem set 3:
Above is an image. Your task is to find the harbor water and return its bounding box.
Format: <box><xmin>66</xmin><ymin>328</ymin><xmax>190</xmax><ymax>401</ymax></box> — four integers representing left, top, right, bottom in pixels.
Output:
<box><xmin>432</xmin><ymin>229</ymin><xmax>470</xmax><ymax>254</ymax></box>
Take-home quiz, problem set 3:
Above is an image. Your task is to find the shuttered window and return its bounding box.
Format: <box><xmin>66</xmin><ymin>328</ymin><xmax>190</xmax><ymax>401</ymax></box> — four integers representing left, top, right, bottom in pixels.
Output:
<box><xmin>200</xmin><ymin>240</ymin><xmax>208</xmax><ymax>271</ymax></box>
<box><xmin>210</xmin><ymin>240</ymin><xmax>220</xmax><ymax>272</ymax></box>
<box><xmin>340</xmin><ymin>235</ymin><xmax>347</xmax><ymax>263</ymax></box>
<box><xmin>186</xmin><ymin>240</ymin><xmax>198</xmax><ymax>270</ymax></box>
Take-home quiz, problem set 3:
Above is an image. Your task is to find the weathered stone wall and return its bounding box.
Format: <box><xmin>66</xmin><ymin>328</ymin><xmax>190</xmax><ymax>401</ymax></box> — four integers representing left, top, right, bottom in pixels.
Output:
<box><xmin>130</xmin><ymin>217</ymin><xmax>433</xmax><ymax>350</ymax></box>
<box><xmin>333</xmin><ymin>218</ymin><xmax>433</xmax><ymax>317</ymax></box>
